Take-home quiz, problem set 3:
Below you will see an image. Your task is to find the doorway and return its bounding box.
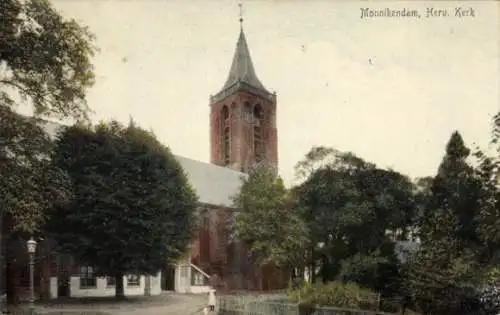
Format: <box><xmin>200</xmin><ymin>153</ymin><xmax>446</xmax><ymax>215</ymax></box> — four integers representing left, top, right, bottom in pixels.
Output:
<box><xmin>57</xmin><ymin>271</ymin><xmax>70</xmax><ymax>297</ymax></box>
<box><xmin>57</xmin><ymin>255</ymin><xmax>71</xmax><ymax>298</ymax></box>
<box><xmin>161</xmin><ymin>264</ymin><xmax>175</xmax><ymax>291</ymax></box>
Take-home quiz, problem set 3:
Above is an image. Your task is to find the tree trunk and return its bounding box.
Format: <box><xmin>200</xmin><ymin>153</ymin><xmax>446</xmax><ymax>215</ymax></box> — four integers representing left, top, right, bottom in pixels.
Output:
<box><xmin>5</xmin><ymin>234</ymin><xmax>19</xmax><ymax>307</ymax></box>
<box><xmin>296</xmin><ymin>265</ymin><xmax>304</xmax><ymax>283</ymax></box>
<box><xmin>115</xmin><ymin>272</ymin><xmax>125</xmax><ymax>299</ymax></box>
<box><xmin>0</xmin><ymin>210</ymin><xmax>3</xmax><ymax>298</ymax></box>
<box><xmin>309</xmin><ymin>247</ymin><xmax>315</xmax><ymax>283</ymax></box>
<box><xmin>1</xmin><ymin>215</ymin><xmax>14</xmax><ymax>307</ymax></box>
<box><xmin>144</xmin><ymin>275</ymin><xmax>151</xmax><ymax>296</ymax></box>
<box><xmin>310</xmin><ymin>260</ymin><xmax>315</xmax><ymax>284</ymax></box>
<box><xmin>320</xmin><ymin>256</ymin><xmax>328</xmax><ymax>283</ymax></box>
<box><xmin>5</xmin><ymin>257</ymin><xmax>16</xmax><ymax>306</ymax></box>
<box><xmin>290</xmin><ymin>268</ymin><xmax>299</xmax><ymax>289</ymax></box>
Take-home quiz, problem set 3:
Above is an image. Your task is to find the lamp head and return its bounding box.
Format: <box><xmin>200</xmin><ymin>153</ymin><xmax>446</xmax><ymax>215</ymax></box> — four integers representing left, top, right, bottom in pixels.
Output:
<box><xmin>27</xmin><ymin>237</ymin><xmax>37</xmax><ymax>254</ymax></box>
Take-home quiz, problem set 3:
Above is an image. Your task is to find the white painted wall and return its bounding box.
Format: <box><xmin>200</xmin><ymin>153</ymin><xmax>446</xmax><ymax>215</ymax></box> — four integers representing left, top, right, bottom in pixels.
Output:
<box><xmin>48</xmin><ymin>272</ymin><xmax>162</xmax><ymax>298</ymax></box>
<box><xmin>46</xmin><ymin>261</ymin><xmax>210</xmax><ymax>297</ymax></box>
<box><xmin>175</xmin><ymin>263</ymin><xmax>191</xmax><ymax>293</ymax></box>
<box><xmin>50</xmin><ymin>277</ymin><xmax>58</xmax><ymax>299</ymax></box>
<box><xmin>149</xmin><ymin>273</ymin><xmax>162</xmax><ymax>296</ymax></box>
<box><xmin>173</xmin><ymin>261</ymin><xmax>211</xmax><ymax>294</ymax></box>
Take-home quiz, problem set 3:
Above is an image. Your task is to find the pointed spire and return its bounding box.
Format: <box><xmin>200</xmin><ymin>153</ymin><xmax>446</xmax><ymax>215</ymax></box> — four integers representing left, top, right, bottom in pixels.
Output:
<box><xmin>219</xmin><ymin>4</ymin><xmax>269</xmax><ymax>94</ymax></box>
<box><xmin>238</xmin><ymin>2</ymin><xmax>244</xmax><ymax>29</ymax></box>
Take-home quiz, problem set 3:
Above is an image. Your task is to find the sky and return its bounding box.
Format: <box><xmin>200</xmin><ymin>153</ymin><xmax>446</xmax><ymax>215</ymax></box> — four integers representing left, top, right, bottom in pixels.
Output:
<box><xmin>44</xmin><ymin>0</ymin><xmax>499</xmax><ymax>185</ymax></box>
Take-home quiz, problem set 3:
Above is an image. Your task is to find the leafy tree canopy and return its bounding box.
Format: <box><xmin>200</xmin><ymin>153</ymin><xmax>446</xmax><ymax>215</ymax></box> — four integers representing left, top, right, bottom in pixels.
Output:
<box><xmin>294</xmin><ymin>147</ymin><xmax>417</xmax><ymax>292</ymax></box>
<box><xmin>233</xmin><ymin>163</ymin><xmax>309</xmax><ymax>269</ymax></box>
<box><xmin>0</xmin><ymin>106</ymin><xmax>70</xmax><ymax>233</ymax></box>
<box><xmin>1</xmin><ymin>0</ymin><xmax>96</xmax><ymax>233</ymax></box>
<box><xmin>1</xmin><ymin>0</ymin><xmax>96</xmax><ymax>120</ymax></box>
<box><xmin>46</xmin><ymin>120</ymin><xmax>198</xmax><ymax>297</ymax></box>
<box><xmin>475</xmin><ymin>112</ymin><xmax>500</xmax><ymax>264</ymax></box>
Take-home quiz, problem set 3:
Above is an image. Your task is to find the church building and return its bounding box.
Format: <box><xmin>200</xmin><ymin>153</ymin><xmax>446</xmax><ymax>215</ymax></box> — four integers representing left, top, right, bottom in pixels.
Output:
<box><xmin>6</xmin><ymin>20</ymin><xmax>286</xmax><ymax>299</ymax></box>
<box><xmin>183</xmin><ymin>21</ymin><xmax>283</xmax><ymax>293</ymax></box>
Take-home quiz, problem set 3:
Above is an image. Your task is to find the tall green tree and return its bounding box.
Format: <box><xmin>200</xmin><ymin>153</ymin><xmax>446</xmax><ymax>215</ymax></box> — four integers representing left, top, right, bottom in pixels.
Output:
<box><xmin>1</xmin><ymin>0</ymin><xmax>95</xmax><ymax>236</ymax></box>
<box><xmin>233</xmin><ymin>163</ymin><xmax>309</xmax><ymax>276</ymax></box>
<box><xmin>1</xmin><ymin>0</ymin><xmax>95</xmax><ymax>304</ymax></box>
<box><xmin>408</xmin><ymin>131</ymin><xmax>484</xmax><ymax>314</ymax></box>
<box><xmin>474</xmin><ymin>111</ymin><xmax>500</xmax><ymax>280</ymax></box>
<box><xmin>0</xmin><ymin>107</ymin><xmax>71</xmax><ymax>304</ymax></box>
<box><xmin>422</xmin><ymin>131</ymin><xmax>481</xmax><ymax>248</ymax></box>
<box><xmin>46</xmin><ymin>120</ymin><xmax>198</xmax><ymax>298</ymax></box>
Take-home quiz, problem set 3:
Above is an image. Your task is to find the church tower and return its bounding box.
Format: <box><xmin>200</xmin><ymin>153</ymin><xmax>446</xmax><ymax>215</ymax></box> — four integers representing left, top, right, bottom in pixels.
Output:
<box><xmin>209</xmin><ymin>18</ymin><xmax>278</xmax><ymax>173</ymax></box>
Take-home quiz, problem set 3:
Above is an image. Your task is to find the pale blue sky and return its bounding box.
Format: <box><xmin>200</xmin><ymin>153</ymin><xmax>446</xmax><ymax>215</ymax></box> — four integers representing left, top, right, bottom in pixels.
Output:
<box><xmin>44</xmin><ymin>0</ymin><xmax>499</xmax><ymax>185</ymax></box>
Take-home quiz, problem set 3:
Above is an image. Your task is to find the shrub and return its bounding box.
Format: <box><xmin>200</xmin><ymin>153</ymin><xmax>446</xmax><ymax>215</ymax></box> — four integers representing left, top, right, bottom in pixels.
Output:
<box><xmin>480</xmin><ymin>286</ymin><xmax>500</xmax><ymax>314</ymax></box>
<box><xmin>287</xmin><ymin>281</ymin><xmax>378</xmax><ymax>310</ymax></box>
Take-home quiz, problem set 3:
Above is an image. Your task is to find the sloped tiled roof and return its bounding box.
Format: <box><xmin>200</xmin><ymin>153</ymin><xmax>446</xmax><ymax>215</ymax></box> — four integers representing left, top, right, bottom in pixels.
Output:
<box><xmin>41</xmin><ymin>121</ymin><xmax>245</xmax><ymax>208</ymax></box>
<box><xmin>175</xmin><ymin>155</ymin><xmax>246</xmax><ymax>207</ymax></box>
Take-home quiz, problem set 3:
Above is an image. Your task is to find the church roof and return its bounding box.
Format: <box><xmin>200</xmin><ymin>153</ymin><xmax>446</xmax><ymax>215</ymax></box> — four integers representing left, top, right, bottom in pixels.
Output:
<box><xmin>175</xmin><ymin>156</ymin><xmax>246</xmax><ymax>208</ymax></box>
<box><xmin>219</xmin><ymin>28</ymin><xmax>269</xmax><ymax>94</ymax></box>
<box><xmin>42</xmin><ymin>121</ymin><xmax>245</xmax><ymax>208</ymax></box>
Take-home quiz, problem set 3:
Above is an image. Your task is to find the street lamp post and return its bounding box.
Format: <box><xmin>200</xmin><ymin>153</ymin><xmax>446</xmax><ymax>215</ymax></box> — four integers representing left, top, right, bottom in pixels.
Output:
<box><xmin>26</xmin><ymin>238</ymin><xmax>37</xmax><ymax>315</ymax></box>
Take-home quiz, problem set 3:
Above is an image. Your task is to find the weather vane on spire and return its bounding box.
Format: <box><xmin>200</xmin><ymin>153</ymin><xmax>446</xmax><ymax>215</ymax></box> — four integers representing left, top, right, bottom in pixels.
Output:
<box><xmin>238</xmin><ymin>2</ymin><xmax>244</xmax><ymax>27</ymax></box>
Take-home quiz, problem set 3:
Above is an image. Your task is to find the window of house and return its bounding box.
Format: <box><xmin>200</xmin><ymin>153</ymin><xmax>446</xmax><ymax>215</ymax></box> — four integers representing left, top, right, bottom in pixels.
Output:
<box><xmin>191</xmin><ymin>268</ymin><xmax>208</xmax><ymax>286</ymax></box>
<box><xmin>106</xmin><ymin>276</ymin><xmax>116</xmax><ymax>287</ymax></box>
<box><xmin>127</xmin><ymin>274</ymin><xmax>140</xmax><ymax>286</ymax></box>
<box><xmin>79</xmin><ymin>266</ymin><xmax>97</xmax><ymax>289</ymax></box>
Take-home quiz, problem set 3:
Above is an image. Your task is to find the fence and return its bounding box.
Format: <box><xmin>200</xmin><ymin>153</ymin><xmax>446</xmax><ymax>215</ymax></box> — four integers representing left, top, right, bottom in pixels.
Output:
<box><xmin>217</xmin><ymin>294</ymin><xmax>398</xmax><ymax>315</ymax></box>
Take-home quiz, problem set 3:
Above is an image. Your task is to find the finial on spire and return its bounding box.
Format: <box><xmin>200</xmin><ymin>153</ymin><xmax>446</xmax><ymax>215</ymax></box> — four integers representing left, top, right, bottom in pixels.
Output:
<box><xmin>238</xmin><ymin>2</ymin><xmax>244</xmax><ymax>27</ymax></box>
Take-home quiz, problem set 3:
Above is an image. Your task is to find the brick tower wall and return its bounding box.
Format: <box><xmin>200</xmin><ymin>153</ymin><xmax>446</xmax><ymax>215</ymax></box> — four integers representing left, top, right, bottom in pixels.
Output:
<box><xmin>210</xmin><ymin>91</ymin><xmax>278</xmax><ymax>173</ymax></box>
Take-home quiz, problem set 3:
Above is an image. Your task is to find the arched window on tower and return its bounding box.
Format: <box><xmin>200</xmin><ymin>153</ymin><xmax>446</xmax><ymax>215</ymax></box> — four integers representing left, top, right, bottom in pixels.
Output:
<box><xmin>253</xmin><ymin>104</ymin><xmax>263</xmax><ymax>120</ymax></box>
<box><xmin>223</xmin><ymin>127</ymin><xmax>230</xmax><ymax>165</ymax></box>
<box><xmin>253</xmin><ymin>104</ymin><xmax>264</xmax><ymax>162</ymax></box>
<box><xmin>243</xmin><ymin>102</ymin><xmax>252</xmax><ymax>123</ymax></box>
<box><xmin>220</xmin><ymin>106</ymin><xmax>230</xmax><ymax>166</ymax></box>
<box><xmin>221</xmin><ymin>105</ymin><xmax>229</xmax><ymax>121</ymax></box>
<box><xmin>254</xmin><ymin>125</ymin><xmax>263</xmax><ymax>162</ymax></box>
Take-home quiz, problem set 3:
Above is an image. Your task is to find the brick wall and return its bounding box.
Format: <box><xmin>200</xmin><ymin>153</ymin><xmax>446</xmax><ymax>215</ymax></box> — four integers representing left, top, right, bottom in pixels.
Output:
<box><xmin>210</xmin><ymin>91</ymin><xmax>278</xmax><ymax>173</ymax></box>
<box><xmin>191</xmin><ymin>205</ymin><xmax>287</xmax><ymax>292</ymax></box>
